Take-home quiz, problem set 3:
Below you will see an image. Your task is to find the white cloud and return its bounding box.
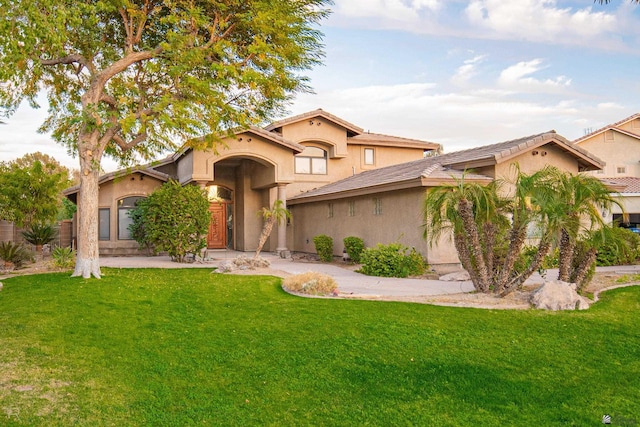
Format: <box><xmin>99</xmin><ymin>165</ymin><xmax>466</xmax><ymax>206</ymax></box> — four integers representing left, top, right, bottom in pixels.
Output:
<box><xmin>336</xmin><ymin>0</ymin><xmax>441</xmax><ymax>21</ymax></box>
<box><xmin>465</xmin><ymin>0</ymin><xmax>617</xmax><ymax>44</ymax></box>
<box><xmin>451</xmin><ymin>55</ymin><xmax>487</xmax><ymax>86</ymax></box>
<box><xmin>498</xmin><ymin>59</ymin><xmax>571</xmax><ymax>92</ymax></box>
<box><xmin>289</xmin><ymin>81</ymin><xmax>591</xmax><ymax>152</ymax></box>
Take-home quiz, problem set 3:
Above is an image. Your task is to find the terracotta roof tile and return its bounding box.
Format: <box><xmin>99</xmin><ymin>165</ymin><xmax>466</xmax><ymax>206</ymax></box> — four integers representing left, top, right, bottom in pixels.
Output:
<box><xmin>289</xmin><ymin>131</ymin><xmax>604</xmax><ymax>203</ymax></box>
<box><xmin>599</xmin><ymin>177</ymin><xmax>640</xmax><ymax>193</ymax></box>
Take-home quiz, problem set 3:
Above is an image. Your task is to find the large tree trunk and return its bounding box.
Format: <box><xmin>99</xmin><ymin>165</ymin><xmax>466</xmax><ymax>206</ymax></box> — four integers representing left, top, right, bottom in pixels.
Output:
<box><xmin>72</xmin><ymin>133</ymin><xmax>102</xmax><ymax>279</ymax></box>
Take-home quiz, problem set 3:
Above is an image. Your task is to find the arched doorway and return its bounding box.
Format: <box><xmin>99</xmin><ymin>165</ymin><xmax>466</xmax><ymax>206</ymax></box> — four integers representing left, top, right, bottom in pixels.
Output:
<box><xmin>206</xmin><ymin>185</ymin><xmax>233</xmax><ymax>249</ymax></box>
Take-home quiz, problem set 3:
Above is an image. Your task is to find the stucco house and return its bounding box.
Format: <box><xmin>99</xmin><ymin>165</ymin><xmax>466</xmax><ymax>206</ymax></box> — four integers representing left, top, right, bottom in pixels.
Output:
<box><xmin>64</xmin><ymin>109</ymin><xmax>440</xmax><ymax>257</ymax></box>
<box><xmin>288</xmin><ymin>130</ymin><xmax>604</xmax><ymax>269</ymax></box>
<box><xmin>573</xmin><ymin>113</ymin><xmax>640</xmax><ymax>231</ymax></box>
<box><xmin>63</xmin><ymin>109</ymin><xmax>606</xmax><ymax>270</ymax></box>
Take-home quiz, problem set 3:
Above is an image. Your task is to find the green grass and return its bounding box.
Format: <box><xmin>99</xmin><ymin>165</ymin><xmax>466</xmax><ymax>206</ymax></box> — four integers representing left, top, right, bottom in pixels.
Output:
<box><xmin>0</xmin><ymin>268</ymin><xmax>639</xmax><ymax>426</ymax></box>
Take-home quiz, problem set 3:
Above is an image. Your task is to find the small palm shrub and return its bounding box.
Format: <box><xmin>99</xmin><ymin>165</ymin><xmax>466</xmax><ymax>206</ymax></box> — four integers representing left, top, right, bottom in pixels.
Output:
<box><xmin>359</xmin><ymin>243</ymin><xmax>426</xmax><ymax>278</ymax></box>
<box><xmin>282</xmin><ymin>272</ymin><xmax>338</xmax><ymax>296</ymax></box>
<box><xmin>22</xmin><ymin>223</ymin><xmax>57</xmax><ymax>247</ymax></box>
<box><xmin>343</xmin><ymin>236</ymin><xmax>365</xmax><ymax>263</ymax></box>
<box><xmin>50</xmin><ymin>246</ymin><xmax>76</xmax><ymax>269</ymax></box>
<box><xmin>0</xmin><ymin>241</ymin><xmax>34</xmax><ymax>268</ymax></box>
<box><xmin>313</xmin><ymin>234</ymin><xmax>334</xmax><ymax>262</ymax></box>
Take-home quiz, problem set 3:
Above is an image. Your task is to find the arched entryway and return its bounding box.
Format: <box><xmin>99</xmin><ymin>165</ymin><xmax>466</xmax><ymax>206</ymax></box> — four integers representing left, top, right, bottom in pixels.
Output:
<box><xmin>206</xmin><ymin>185</ymin><xmax>233</xmax><ymax>249</ymax></box>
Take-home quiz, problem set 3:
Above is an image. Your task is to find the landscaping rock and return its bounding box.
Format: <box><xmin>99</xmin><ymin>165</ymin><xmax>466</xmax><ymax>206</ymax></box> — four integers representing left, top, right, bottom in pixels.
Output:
<box><xmin>439</xmin><ymin>271</ymin><xmax>471</xmax><ymax>281</ymax></box>
<box><xmin>0</xmin><ymin>281</ymin><xmax>3</xmax><ymax>291</ymax></box>
<box><xmin>530</xmin><ymin>280</ymin><xmax>591</xmax><ymax>311</ymax></box>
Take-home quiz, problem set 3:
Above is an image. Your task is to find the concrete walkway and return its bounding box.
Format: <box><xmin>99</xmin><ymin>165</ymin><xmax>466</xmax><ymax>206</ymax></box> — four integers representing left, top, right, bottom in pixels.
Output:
<box><xmin>100</xmin><ymin>250</ymin><xmax>476</xmax><ymax>298</ymax></box>
<box><xmin>99</xmin><ymin>250</ymin><xmax>640</xmax><ymax>299</ymax></box>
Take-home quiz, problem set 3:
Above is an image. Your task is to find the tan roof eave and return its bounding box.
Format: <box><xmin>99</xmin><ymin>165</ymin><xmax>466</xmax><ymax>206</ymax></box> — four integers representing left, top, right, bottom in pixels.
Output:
<box><xmin>288</xmin><ymin>178</ymin><xmax>424</xmax><ymax>205</ymax></box>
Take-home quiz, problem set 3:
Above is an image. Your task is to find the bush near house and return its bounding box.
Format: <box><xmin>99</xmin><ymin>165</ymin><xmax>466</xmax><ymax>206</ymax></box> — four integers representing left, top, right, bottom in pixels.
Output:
<box><xmin>359</xmin><ymin>243</ymin><xmax>426</xmax><ymax>278</ymax></box>
<box><xmin>343</xmin><ymin>236</ymin><xmax>365</xmax><ymax>263</ymax></box>
<box><xmin>313</xmin><ymin>234</ymin><xmax>334</xmax><ymax>262</ymax></box>
<box><xmin>129</xmin><ymin>181</ymin><xmax>210</xmax><ymax>262</ymax></box>
<box><xmin>594</xmin><ymin>227</ymin><xmax>640</xmax><ymax>266</ymax></box>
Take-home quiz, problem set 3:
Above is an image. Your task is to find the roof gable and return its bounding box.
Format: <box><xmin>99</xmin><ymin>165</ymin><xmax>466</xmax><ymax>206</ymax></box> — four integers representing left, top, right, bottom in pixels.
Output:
<box><xmin>288</xmin><ymin>131</ymin><xmax>604</xmax><ymax>204</ymax></box>
<box><xmin>573</xmin><ymin>113</ymin><xmax>640</xmax><ymax>144</ymax></box>
<box><xmin>264</xmin><ymin>109</ymin><xmax>364</xmax><ymax>136</ymax></box>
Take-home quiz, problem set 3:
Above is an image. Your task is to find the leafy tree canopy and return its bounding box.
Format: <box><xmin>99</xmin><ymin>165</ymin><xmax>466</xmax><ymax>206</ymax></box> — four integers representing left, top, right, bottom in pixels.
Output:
<box><xmin>0</xmin><ymin>156</ymin><xmax>70</xmax><ymax>227</ymax></box>
<box><xmin>0</xmin><ymin>0</ymin><xmax>331</xmax><ymax>278</ymax></box>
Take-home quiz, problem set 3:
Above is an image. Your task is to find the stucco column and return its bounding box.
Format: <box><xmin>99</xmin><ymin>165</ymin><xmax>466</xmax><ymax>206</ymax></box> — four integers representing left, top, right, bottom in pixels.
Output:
<box><xmin>276</xmin><ymin>183</ymin><xmax>289</xmax><ymax>256</ymax></box>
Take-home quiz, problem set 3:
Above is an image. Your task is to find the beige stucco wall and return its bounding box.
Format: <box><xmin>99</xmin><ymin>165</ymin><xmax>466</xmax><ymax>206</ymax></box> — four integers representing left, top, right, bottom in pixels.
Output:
<box><xmin>279</xmin><ymin>118</ymin><xmax>349</xmax><ymax>157</ymax></box>
<box><xmin>289</xmin><ymin>187</ymin><xmax>460</xmax><ymax>267</ymax></box>
<box><xmin>96</xmin><ymin>173</ymin><xmax>165</xmax><ymax>255</ymax></box>
<box><xmin>577</xmin><ymin>132</ymin><xmax>640</xmax><ymax>178</ymax></box>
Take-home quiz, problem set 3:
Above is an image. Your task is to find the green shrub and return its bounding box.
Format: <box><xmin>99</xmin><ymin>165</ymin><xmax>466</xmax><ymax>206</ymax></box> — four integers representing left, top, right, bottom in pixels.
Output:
<box><xmin>129</xmin><ymin>180</ymin><xmax>210</xmax><ymax>263</ymax></box>
<box><xmin>343</xmin><ymin>236</ymin><xmax>365</xmax><ymax>263</ymax></box>
<box><xmin>359</xmin><ymin>243</ymin><xmax>426</xmax><ymax>278</ymax></box>
<box><xmin>0</xmin><ymin>241</ymin><xmax>34</xmax><ymax>268</ymax></box>
<box><xmin>22</xmin><ymin>223</ymin><xmax>57</xmax><ymax>247</ymax></box>
<box><xmin>595</xmin><ymin>227</ymin><xmax>640</xmax><ymax>266</ymax></box>
<box><xmin>313</xmin><ymin>234</ymin><xmax>334</xmax><ymax>262</ymax></box>
<box><xmin>282</xmin><ymin>272</ymin><xmax>338</xmax><ymax>296</ymax></box>
<box><xmin>50</xmin><ymin>246</ymin><xmax>76</xmax><ymax>269</ymax></box>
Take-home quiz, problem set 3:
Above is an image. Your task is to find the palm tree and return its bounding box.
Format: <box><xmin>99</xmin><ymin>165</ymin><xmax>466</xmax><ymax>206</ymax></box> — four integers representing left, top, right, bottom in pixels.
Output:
<box><xmin>493</xmin><ymin>166</ymin><xmax>560</xmax><ymax>295</ymax></box>
<box><xmin>544</xmin><ymin>171</ymin><xmax>623</xmax><ymax>283</ymax></box>
<box><xmin>423</xmin><ymin>173</ymin><xmax>503</xmax><ymax>293</ymax></box>
<box><xmin>254</xmin><ymin>200</ymin><xmax>291</xmax><ymax>259</ymax></box>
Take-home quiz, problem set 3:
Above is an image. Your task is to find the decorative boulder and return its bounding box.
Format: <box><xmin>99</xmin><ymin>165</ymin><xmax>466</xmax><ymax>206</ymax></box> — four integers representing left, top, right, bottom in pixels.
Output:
<box><xmin>530</xmin><ymin>280</ymin><xmax>591</xmax><ymax>311</ymax></box>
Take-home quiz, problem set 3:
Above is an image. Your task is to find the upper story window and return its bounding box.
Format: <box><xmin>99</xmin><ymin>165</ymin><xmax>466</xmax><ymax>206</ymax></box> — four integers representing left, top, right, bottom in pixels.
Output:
<box><xmin>118</xmin><ymin>196</ymin><xmax>144</xmax><ymax>240</ymax></box>
<box><xmin>295</xmin><ymin>146</ymin><xmax>327</xmax><ymax>175</ymax></box>
<box><xmin>364</xmin><ymin>148</ymin><xmax>375</xmax><ymax>165</ymax></box>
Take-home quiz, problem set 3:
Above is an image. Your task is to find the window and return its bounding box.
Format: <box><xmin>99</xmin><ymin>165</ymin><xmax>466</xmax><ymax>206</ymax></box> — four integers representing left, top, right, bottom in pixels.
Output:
<box><xmin>595</xmin><ymin>169</ymin><xmax>605</xmax><ymax>175</ymax></box>
<box><xmin>327</xmin><ymin>203</ymin><xmax>334</xmax><ymax>218</ymax></box>
<box><xmin>295</xmin><ymin>146</ymin><xmax>327</xmax><ymax>174</ymax></box>
<box><xmin>364</xmin><ymin>148</ymin><xmax>375</xmax><ymax>165</ymax></box>
<box><xmin>118</xmin><ymin>196</ymin><xmax>144</xmax><ymax>240</ymax></box>
<box><xmin>348</xmin><ymin>201</ymin><xmax>355</xmax><ymax>217</ymax></box>
<box><xmin>99</xmin><ymin>208</ymin><xmax>110</xmax><ymax>240</ymax></box>
<box><xmin>617</xmin><ymin>166</ymin><xmax>627</xmax><ymax>174</ymax></box>
<box><xmin>373</xmin><ymin>198</ymin><xmax>382</xmax><ymax>215</ymax></box>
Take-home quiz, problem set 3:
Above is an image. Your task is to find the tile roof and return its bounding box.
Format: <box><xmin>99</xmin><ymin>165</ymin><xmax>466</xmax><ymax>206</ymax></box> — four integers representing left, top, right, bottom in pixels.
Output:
<box><xmin>288</xmin><ymin>131</ymin><xmax>604</xmax><ymax>204</ymax></box>
<box><xmin>348</xmin><ymin>132</ymin><xmax>441</xmax><ymax>150</ymax></box>
<box><xmin>573</xmin><ymin>113</ymin><xmax>640</xmax><ymax>144</ymax></box>
<box><xmin>599</xmin><ymin>177</ymin><xmax>640</xmax><ymax>193</ymax></box>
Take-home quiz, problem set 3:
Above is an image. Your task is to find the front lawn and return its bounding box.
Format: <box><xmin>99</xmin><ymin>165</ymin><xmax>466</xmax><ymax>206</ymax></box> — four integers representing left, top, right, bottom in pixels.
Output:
<box><xmin>0</xmin><ymin>269</ymin><xmax>638</xmax><ymax>426</ymax></box>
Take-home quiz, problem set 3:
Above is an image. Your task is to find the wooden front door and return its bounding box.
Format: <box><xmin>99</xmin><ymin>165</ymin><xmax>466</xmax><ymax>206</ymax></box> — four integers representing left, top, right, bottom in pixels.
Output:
<box><xmin>208</xmin><ymin>203</ymin><xmax>227</xmax><ymax>248</ymax></box>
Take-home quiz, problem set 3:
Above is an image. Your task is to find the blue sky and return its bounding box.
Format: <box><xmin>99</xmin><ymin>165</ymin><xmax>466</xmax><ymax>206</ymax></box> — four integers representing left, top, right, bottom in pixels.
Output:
<box><xmin>1</xmin><ymin>0</ymin><xmax>639</xmax><ymax>171</ymax></box>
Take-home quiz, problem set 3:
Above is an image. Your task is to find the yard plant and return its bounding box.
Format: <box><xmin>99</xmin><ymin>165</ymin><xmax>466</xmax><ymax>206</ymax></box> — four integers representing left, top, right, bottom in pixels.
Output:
<box><xmin>1</xmin><ymin>269</ymin><xmax>638</xmax><ymax>426</ymax></box>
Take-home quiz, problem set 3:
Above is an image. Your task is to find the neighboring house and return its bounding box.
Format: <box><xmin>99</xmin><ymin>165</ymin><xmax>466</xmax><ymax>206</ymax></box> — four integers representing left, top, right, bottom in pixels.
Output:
<box><xmin>64</xmin><ymin>109</ymin><xmax>440</xmax><ymax>256</ymax></box>
<box><xmin>573</xmin><ymin>113</ymin><xmax>640</xmax><ymax>232</ymax></box>
<box><xmin>288</xmin><ymin>131</ymin><xmax>604</xmax><ymax>269</ymax></box>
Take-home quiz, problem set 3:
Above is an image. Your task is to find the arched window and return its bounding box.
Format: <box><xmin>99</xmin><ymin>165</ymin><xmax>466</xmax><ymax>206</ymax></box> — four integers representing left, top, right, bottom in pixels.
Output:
<box><xmin>295</xmin><ymin>146</ymin><xmax>327</xmax><ymax>175</ymax></box>
<box><xmin>118</xmin><ymin>196</ymin><xmax>144</xmax><ymax>240</ymax></box>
